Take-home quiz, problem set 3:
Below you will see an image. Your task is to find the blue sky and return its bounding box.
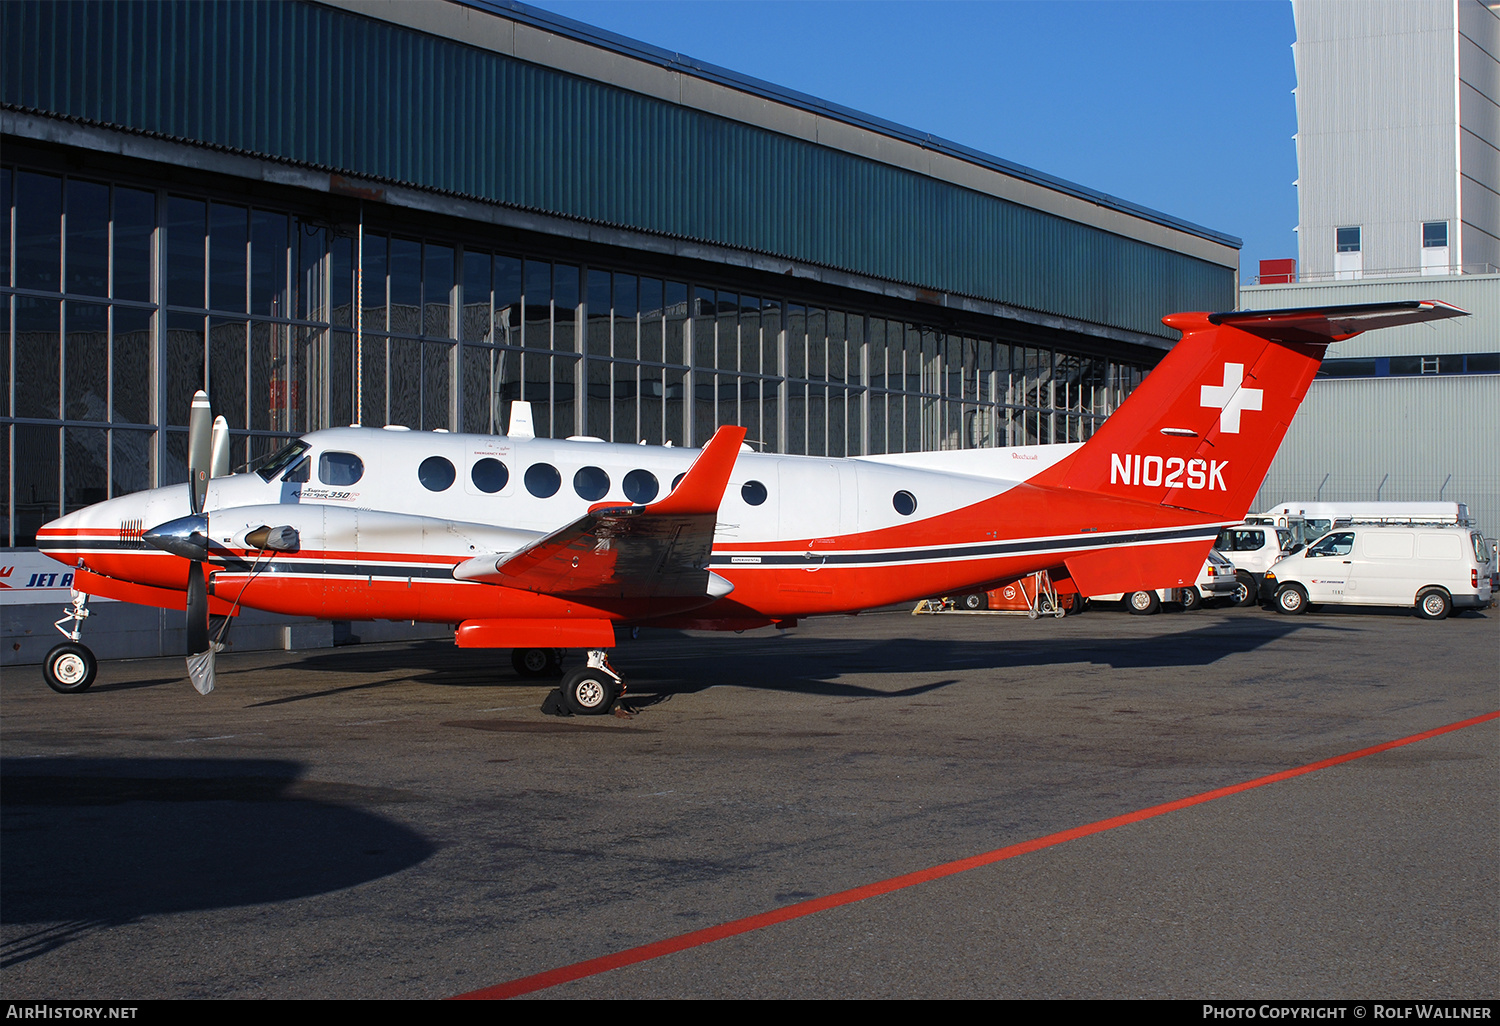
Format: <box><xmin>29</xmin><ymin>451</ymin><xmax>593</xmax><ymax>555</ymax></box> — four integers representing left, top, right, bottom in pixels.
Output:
<box><xmin>526</xmin><ymin>0</ymin><xmax>1300</xmax><ymax>280</ymax></box>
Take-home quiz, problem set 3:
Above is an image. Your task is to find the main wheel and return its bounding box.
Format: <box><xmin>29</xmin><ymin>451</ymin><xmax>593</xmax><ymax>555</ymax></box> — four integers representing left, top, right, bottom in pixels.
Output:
<box><xmin>511</xmin><ymin>647</ymin><xmax>561</xmax><ymax>678</ymax></box>
<box><xmin>44</xmin><ymin>642</ymin><xmax>97</xmax><ymax>694</ymax></box>
<box><xmin>1415</xmin><ymin>588</ymin><xmax>1451</xmax><ymax>620</ymax></box>
<box><xmin>1127</xmin><ymin>591</ymin><xmax>1160</xmax><ymax>615</ymax></box>
<box><xmin>1179</xmin><ymin>587</ymin><xmax>1202</xmax><ymax>612</ymax></box>
<box><xmin>1234</xmin><ymin>572</ymin><xmax>1258</xmax><ymax>607</ymax></box>
<box><xmin>561</xmin><ymin>666</ymin><xmax>618</xmax><ymax>715</ymax></box>
<box><xmin>1275</xmin><ymin>584</ymin><xmax>1308</xmax><ymax>615</ymax></box>
<box><xmin>959</xmin><ymin>592</ymin><xmax>988</xmax><ymax>611</ymax></box>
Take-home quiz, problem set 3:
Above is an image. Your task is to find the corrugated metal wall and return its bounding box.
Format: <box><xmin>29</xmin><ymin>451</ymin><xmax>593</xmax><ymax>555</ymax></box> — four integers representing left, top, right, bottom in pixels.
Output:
<box><xmin>1253</xmin><ymin>375</ymin><xmax>1500</xmax><ymax>536</ymax></box>
<box><xmin>1</xmin><ymin>0</ymin><xmax>1233</xmax><ymax>340</ymax></box>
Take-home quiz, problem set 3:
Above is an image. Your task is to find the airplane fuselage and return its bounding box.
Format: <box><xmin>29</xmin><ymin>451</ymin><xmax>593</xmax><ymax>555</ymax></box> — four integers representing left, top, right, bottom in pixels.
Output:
<box><xmin>39</xmin><ymin>425</ymin><xmax>1220</xmax><ymax>630</ymax></box>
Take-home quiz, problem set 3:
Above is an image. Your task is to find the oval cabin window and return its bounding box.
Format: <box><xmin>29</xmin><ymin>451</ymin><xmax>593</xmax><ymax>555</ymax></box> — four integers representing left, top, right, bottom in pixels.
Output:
<box><xmin>471</xmin><ymin>458</ymin><xmax>508</xmax><ymax>494</ymax></box>
<box><xmin>418</xmin><ymin>456</ymin><xmax>456</xmax><ymax>492</ymax></box>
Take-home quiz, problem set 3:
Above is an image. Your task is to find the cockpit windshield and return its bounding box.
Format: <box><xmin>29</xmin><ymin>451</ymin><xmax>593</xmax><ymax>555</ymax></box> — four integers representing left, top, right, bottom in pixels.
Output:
<box><xmin>254</xmin><ymin>440</ymin><xmax>312</xmax><ymax>482</ymax></box>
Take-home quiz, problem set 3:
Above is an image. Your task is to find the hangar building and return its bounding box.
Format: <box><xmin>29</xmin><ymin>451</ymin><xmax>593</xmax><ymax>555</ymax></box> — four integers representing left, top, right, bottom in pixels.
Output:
<box><xmin>1</xmin><ymin>0</ymin><xmax>1240</xmax><ymax>660</ymax></box>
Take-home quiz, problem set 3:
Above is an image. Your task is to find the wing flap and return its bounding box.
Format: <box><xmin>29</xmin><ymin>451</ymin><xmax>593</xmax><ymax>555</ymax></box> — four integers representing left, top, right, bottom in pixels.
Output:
<box><xmin>452</xmin><ymin>425</ymin><xmax>747</xmax><ymax>599</ymax></box>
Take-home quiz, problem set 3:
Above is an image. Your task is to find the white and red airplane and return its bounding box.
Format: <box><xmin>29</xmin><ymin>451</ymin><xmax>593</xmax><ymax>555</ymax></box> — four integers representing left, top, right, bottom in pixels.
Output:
<box><xmin>35</xmin><ymin>301</ymin><xmax>1466</xmax><ymax>711</ymax></box>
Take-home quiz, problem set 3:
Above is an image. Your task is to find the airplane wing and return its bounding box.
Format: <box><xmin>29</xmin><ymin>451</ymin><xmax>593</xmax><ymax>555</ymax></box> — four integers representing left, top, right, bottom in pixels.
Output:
<box><xmin>1206</xmin><ymin>300</ymin><xmax>1467</xmax><ymax>343</ymax></box>
<box><xmin>451</xmin><ymin>424</ymin><xmax>747</xmax><ymax>600</ymax></box>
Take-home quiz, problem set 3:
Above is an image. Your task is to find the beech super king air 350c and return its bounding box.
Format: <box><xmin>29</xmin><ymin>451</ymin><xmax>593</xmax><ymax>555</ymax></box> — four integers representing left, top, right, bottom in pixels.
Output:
<box><xmin>36</xmin><ymin>301</ymin><xmax>1467</xmax><ymax>712</ymax></box>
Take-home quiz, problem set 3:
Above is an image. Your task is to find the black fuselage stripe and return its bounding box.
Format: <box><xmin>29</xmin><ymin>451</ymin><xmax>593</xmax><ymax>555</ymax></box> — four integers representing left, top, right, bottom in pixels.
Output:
<box><xmin>708</xmin><ymin>525</ymin><xmax>1220</xmax><ymax>567</ymax></box>
<box><xmin>45</xmin><ymin>525</ymin><xmax>1220</xmax><ymax>579</ymax></box>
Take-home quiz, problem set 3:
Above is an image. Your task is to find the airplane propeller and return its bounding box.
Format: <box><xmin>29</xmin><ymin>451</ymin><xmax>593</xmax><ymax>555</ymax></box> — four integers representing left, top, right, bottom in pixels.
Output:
<box><xmin>183</xmin><ymin>391</ymin><xmax>217</xmax><ymax>694</ymax></box>
<box><xmin>140</xmin><ymin>391</ymin><xmax>218</xmax><ymax>694</ymax></box>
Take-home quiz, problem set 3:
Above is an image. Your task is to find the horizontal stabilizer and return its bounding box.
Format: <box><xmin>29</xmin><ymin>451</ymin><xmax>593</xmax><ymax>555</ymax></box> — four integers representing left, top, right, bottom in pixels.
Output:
<box><xmin>1201</xmin><ymin>300</ymin><xmax>1467</xmax><ymax>343</ymax></box>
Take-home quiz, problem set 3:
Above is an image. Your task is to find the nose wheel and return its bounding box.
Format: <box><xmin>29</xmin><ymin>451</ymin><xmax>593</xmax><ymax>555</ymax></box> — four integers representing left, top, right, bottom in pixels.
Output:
<box><xmin>44</xmin><ymin>591</ymin><xmax>99</xmax><ymax>694</ymax></box>
<box><xmin>44</xmin><ymin>642</ymin><xmax>98</xmax><ymax>694</ymax></box>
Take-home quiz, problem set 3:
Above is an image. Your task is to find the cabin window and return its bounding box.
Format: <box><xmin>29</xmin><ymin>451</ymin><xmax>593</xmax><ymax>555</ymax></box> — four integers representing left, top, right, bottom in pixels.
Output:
<box><xmin>892</xmin><ymin>490</ymin><xmax>917</xmax><ymax>516</ymax></box>
<box><xmin>671</xmin><ymin>473</ymin><xmax>686</xmax><ymax>492</ymax></box>
<box><xmin>574</xmin><ymin>466</ymin><xmax>610</xmax><ymax>501</ymax></box>
<box><xmin>418</xmin><ymin>455</ymin><xmax>456</xmax><ymax>491</ymax></box>
<box><xmin>623</xmin><ymin>469</ymin><xmax>659</xmax><ymax>504</ymax></box>
<box><xmin>471</xmin><ymin>458</ymin><xmax>509</xmax><ymax>494</ymax></box>
<box><xmin>319</xmin><ymin>451</ymin><xmax>364</xmax><ymax>486</ymax></box>
<box><xmin>525</xmin><ymin>463</ymin><xmax>561</xmax><ymax>498</ymax></box>
<box><xmin>741</xmin><ymin>480</ymin><xmax>767</xmax><ymax>506</ymax></box>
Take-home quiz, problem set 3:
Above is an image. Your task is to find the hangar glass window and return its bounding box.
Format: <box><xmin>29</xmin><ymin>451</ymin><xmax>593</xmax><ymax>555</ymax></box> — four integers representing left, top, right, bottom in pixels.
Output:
<box><xmin>623</xmin><ymin>469</ymin><xmax>659</xmax><ymax>504</ymax></box>
<box><xmin>318</xmin><ymin>452</ymin><xmax>364</xmax><ymax>486</ymax></box>
<box><xmin>741</xmin><ymin>480</ymin><xmax>767</xmax><ymax>506</ymax></box>
<box><xmin>892</xmin><ymin>490</ymin><xmax>917</xmax><ymax>516</ymax></box>
<box><xmin>526</xmin><ymin>463</ymin><xmax>561</xmax><ymax>498</ymax></box>
<box><xmin>1335</xmin><ymin>227</ymin><xmax>1361</xmax><ymax>253</ymax></box>
<box><xmin>418</xmin><ymin>456</ymin><xmax>456</xmax><ymax>491</ymax></box>
<box><xmin>471</xmin><ymin>458</ymin><xmax>509</xmax><ymax>494</ymax></box>
<box><xmin>1423</xmin><ymin>221</ymin><xmax>1448</xmax><ymax>248</ymax></box>
<box><xmin>574</xmin><ymin>466</ymin><xmax>609</xmax><ymax>501</ymax></box>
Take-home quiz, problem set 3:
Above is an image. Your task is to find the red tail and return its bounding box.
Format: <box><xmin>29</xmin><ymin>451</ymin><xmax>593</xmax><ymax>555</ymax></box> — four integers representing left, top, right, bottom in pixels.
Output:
<box><xmin>1034</xmin><ymin>301</ymin><xmax>1467</xmax><ymax>520</ymax></box>
<box><xmin>1029</xmin><ymin>301</ymin><xmax>1467</xmax><ymax>593</ymax></box>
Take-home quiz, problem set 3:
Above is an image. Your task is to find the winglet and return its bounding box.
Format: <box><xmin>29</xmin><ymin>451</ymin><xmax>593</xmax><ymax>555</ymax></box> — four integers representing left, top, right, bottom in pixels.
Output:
<box><xmin>644</xmin><ymin>425</ymin><xmax>747</xmax><ymax>516</ymax></box>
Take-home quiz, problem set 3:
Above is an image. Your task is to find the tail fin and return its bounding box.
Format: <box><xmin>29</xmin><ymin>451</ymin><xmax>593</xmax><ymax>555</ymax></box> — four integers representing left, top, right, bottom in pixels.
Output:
<box><xmin>1032</xmin><ymin>301</ymin><xmax>1467</xmax><ymax>521</ymax></box>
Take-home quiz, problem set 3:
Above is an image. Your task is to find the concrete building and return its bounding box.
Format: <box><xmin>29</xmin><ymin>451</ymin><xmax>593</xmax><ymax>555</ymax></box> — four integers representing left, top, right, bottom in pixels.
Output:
<box><xmin>1292</xmin><ymin>0</ymin><xmax>1500</xmax><ymax>279</ymax></box>
<box><xmin>1249</xmin><ymin>0</ymin><xmax>1499</xmax><ymax>534</ymax></box>
<box><xmin>2</xmin><ymin>0</ymin><xmax>1241</xmax><ymax>663</ymax></box>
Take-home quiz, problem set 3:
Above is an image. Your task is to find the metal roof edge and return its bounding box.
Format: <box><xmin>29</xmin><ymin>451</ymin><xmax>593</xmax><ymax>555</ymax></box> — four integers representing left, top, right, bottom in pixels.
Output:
<box><xmin>460</xmin><ymin>0</ymin><xmax>1243</xmax><ymax>250</ymax></box>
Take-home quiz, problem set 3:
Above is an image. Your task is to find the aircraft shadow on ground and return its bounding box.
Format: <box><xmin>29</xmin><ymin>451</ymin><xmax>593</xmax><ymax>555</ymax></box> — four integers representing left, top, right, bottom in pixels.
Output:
<box><xmin>229</xmin><ymin>616</ymin><xmax>1349</xmax><ymax>705</ymax></box>
<box><xmin>0</xmin><ymin>757</ymin><xmax>434</xmax><ymax>965</ymax></box>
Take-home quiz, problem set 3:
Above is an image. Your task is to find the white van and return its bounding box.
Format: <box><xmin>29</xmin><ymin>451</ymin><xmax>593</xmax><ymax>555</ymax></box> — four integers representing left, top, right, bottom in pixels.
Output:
<box><xmin>1215</xmin><ymin>523</ymin><xmax>1294</xmax><ymax>606</ymax></box>
<box><xmin>1257</xmin><ymin>501</ymin><xmax>1474</xmax><ymax>544</ymax></box>
<box><xmin>1260</xmin><ymin>524</ymin><xmax>1493</xmax><ymax>619</ymax></box>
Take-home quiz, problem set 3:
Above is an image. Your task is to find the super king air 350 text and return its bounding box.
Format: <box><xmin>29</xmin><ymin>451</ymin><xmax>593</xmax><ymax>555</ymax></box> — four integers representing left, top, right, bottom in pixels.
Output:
<box><xmin>36</xmin><ymin>301</ymin><xmax>1467</xmax><ymax>713</ymax></box>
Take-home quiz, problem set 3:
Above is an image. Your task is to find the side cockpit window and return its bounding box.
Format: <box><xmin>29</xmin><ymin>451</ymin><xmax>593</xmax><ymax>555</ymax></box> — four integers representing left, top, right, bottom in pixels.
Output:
<box><xmin>283</xmin><ymin>457</ymin><xmax>310</xmax><ymax>483</ymax></box>
<box><xmin>255</xmin><ymin>440</ymin><xmax>311</xmax><ymax>482</ymax></box>
<box><xmin>319</xmin><ymin>451</ymin><xmax>364</xmax><ymax>486</ymax></box>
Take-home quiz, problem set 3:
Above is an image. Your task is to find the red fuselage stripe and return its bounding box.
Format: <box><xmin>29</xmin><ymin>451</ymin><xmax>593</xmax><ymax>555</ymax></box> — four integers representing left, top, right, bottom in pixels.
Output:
<box><xmin>451</xmin><ymin>710</ymin><xmax>1500</xmax><ymax>1000</ymax></box>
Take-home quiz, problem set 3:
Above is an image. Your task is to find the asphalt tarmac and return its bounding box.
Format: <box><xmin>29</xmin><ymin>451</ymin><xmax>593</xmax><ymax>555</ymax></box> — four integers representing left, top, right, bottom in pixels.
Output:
<box><xmin>2</xmin><ymin>602</ymin><xmax>1495</xmax><ymax>999</ymax></box>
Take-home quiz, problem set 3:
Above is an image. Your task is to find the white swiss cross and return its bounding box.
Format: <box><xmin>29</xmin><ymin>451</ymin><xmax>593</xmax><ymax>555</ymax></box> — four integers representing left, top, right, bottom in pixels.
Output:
<box><xmin>1200</xmin><ymin>363</ymin><xmax>1263</xmax><ymax>434</ymax></box>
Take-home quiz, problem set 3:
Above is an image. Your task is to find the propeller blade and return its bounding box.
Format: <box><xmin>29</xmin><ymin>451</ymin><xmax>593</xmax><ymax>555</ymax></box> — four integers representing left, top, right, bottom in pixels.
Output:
<box><xmin>185</xmin><ymin>560</ymin><xmax>215</xmax><ymax>695</ymax></box>
<box><xmin>186</xmin><ymin>561</ymin><xmax>211</xmax><ymax>656</ymax></box>
<box><xmin>188</xmin><ymin>390</ymin><xmax>213</xmax><ymax>515</ymax></box>
<box><xmin>210</xmin><ymin>415</ymin><xmax>230</xmax><ymax>478</ymax></box>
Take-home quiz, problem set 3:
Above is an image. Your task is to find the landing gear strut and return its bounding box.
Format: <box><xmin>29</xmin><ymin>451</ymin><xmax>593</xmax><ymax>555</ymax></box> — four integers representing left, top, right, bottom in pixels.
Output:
<box><xmin>44</xmin><ymin>591</ymin><xmax>98</xmax><ymax>694</ymax></box>
<box><xmin>557</xmin><ymin>650</ymin><xmax>624</xmax><ymax>716</ymax></box>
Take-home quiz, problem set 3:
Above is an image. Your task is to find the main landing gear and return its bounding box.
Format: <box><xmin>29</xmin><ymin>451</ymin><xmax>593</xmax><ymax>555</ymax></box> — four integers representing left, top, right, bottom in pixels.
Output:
<box><xmin>44</xmin><ymin>591</ymin><xmax>98</xmax><ymax>694</ymax></box>
<box><xmin>533</xmin><ymin>649</ymin><xmax>625</xmax><ymax>716</ymax></box>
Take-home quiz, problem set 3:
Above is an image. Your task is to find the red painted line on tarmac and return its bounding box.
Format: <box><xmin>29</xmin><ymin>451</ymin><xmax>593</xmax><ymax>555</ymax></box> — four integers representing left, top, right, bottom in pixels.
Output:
<box><xmin>454</xmin><ymin>709</ymin><xmax>1500</xmax><ymax>1000</ymax></box>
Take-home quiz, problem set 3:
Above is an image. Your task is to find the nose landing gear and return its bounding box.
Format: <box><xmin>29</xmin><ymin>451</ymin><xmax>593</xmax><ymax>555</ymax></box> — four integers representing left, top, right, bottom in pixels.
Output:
<box><xmin>44</xmin><ymin>591</ymin><xmax>98</xmax><ymax>694</ymax></box>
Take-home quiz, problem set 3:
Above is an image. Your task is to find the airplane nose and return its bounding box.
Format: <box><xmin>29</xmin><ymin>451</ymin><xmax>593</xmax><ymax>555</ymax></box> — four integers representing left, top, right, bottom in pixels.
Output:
<box><xmin>142</xmin><ymin>515</ymin><xmax>211</xmax><ymax>561</ymax></box>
